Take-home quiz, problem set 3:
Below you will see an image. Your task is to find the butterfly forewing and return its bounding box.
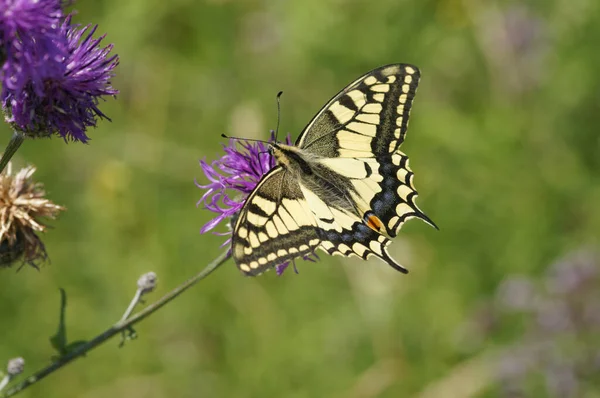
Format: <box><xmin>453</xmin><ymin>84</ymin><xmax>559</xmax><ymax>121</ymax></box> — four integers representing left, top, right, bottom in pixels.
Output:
<box><xmin>296</xmin><ymin>64</ymin><xmax>420</xmax><ymax>154</ymax></box>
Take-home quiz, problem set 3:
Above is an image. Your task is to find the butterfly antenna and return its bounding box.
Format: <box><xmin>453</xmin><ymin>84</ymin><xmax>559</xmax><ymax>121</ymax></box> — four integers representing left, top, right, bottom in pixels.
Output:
<box><xmin>221</xmin><ymin>133</ymin><xmax>270</xmax><ymax>144</ymax></box>
<box><xmin>275</xmin><ymin>91</ymin><xmax>283</xmax><ymax>142</ymax></box>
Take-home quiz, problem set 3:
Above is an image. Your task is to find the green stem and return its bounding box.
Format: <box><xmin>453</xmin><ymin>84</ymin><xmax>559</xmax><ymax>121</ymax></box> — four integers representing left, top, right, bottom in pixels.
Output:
<box><xmin>0</xmin><ymin>131</ymin><xmax>25</xmax><ymax>174</ymax></box>
<box><xmin>2</xmin><ymin>251</ymin><xmax>230</xmax><ymax>397</ymax></box>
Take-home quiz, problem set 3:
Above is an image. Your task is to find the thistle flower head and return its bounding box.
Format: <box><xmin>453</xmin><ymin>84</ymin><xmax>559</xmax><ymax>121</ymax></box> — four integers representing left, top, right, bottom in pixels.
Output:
<box><xmin>0</xmin><ymin>161</ymin><xmax>65</xmax><ymax>268</ymax></box>
<box><xmin>1</xmin><ymin>0</ymin><xmax>64</xmax><ymax>96</ymax></box>
<box><xmin>462</xmin><ymin>250</ymin><xmax>600</xmax><ymax>397</ymax></box>
<box><xmin>197</xmin><ymin>133</ymin><xmax>277</xmax><ymax>235</ymax></box>
<box><xmin>196</xmin><ymin>132</ymin><xmax>318</xmax><ymax>275</ymax></box>
<box><xmin>1</xmin><ymin>13</ymin><xmax>119</xmax><ymax>142</ymax></box>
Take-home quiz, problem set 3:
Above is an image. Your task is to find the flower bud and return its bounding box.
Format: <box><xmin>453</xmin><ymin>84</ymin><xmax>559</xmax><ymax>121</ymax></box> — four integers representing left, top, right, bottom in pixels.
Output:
<box><xmin>137</xmin><ymin>272</ymin><xmax>157</xmax><ymax>294</ymax></box>
<box><xmin>7</xmin><ymin>357</ymin><xmax>24</xmax><ymax>377</ymax></box>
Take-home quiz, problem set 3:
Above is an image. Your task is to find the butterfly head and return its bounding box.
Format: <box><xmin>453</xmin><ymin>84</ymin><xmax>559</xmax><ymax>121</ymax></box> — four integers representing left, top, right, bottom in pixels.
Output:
<box><xmin>269</xmin><ymin>142</ymin><xmax>312</xmax><ymax>175</ymax></box>
<box><xmin>269</xmin><ymin>142</ymin><xmax>288</xmax><ymax>167</ymax></box>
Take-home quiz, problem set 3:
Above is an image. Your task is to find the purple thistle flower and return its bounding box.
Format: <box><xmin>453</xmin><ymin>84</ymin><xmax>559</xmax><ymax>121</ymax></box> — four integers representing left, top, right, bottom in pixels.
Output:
<box><xmin>1</xmin><ymin>0</ymin><xmax>64</xmax><ymax>100</ymax></box>
<box><xmin>196</xmin><ymin>132</ymin><xmax>319</xmax><ymax>275</ymax></box>
<box><xmin>1</xmin><ymin>13</ymin><xmax>119</xmax><ymax>142</ymax></box>
<box><xmin>197</xmin><ymin>134</ymin><xmax>276</xmax><ymax>237</ymax></box>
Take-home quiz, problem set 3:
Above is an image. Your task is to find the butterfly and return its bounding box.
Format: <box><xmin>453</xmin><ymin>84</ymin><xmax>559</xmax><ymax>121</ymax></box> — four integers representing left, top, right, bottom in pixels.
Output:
<box><xmin>231</xmin><ymin>64</ymin><xmax>436</xmax><ymax>276</ymax></box>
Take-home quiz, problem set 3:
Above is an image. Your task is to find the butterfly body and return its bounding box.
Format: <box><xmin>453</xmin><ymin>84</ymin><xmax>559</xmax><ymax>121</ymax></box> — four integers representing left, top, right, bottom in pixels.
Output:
<box><xmin>271</xmin><ymin>143</ymin><xmax>364</xmax><ymax>217</ymax></box>
<box><xmin>232</xmin><ymin>64</ymin><xmax>436</xmax><ymax>276</ymax></box>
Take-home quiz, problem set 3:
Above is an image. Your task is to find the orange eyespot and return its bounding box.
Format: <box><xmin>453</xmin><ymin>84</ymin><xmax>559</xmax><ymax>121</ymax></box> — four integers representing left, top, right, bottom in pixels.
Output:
<box><xmin>364</xmin><ymin>212</ymin><xmax>383</xmax><ymax>232</ymax></box>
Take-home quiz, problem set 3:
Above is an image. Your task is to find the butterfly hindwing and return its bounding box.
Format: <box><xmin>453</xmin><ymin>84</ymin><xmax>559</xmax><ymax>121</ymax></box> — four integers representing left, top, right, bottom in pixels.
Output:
<box><xmin>232</xmin><ymin>167</ymin><xmax>321</xmax><ymax>276</ymax></box>
<box><xmin>371</xmin><ymin>152</ymin><xmax>437</xmax><ymax>236</ymax></box>
<box><xmin>315</xmin><ymin>154</ymin><xmax>428</xmax><ymax>238</ymax></box>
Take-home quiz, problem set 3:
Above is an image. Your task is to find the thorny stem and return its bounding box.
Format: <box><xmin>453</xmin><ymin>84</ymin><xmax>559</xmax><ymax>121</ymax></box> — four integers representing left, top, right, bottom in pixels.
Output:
<box><xmin>0</xmin><ymin>131</ymin><xmax>25</xmax><ymax>175</ymax></box>
<box><xmin>1</xmin><ymin>251</ymin><xmax>230</xmax><ymax>397</ymax></box>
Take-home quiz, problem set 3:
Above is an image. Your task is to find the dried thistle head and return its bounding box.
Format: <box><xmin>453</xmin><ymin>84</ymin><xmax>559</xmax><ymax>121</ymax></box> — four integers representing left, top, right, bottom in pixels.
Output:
<box><xmin>0</xmin><ymin>161</ymin><xmax>65</xmax><ymax>269</ymax></box>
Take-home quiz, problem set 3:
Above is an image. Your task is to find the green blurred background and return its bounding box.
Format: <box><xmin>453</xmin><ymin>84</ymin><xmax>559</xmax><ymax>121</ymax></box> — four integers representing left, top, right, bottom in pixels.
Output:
<box><xmin>1</xmin><ymin>0</ymin><xmax>600</xmax><ymax>397</ymax></box>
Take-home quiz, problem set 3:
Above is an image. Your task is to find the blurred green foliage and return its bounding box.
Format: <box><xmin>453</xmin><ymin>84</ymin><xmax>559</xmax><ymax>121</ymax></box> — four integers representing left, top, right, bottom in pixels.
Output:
<box><xmin>1</xmin><ymin>0</ymin><xmax>599</xmax><ymax>397</ymax></box>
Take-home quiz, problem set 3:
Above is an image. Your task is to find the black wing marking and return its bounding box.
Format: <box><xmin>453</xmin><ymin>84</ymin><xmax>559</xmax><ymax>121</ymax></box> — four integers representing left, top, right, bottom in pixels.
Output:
<box><xmin>372</xmin><ymin>152</ymin><xmax>437</xmax><ymax>236</ymax></box>
<box><xmin>318</xmin><ymin>221</ymin><xmax>407</xmax><ymax>273</ymax></box>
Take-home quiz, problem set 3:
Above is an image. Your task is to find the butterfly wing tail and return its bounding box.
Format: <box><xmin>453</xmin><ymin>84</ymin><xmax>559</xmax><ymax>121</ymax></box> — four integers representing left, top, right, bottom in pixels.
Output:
<box><xmin>378</xmin><ymin>244</ymin><xmax>408</xmax><ymax>274</ymax></box>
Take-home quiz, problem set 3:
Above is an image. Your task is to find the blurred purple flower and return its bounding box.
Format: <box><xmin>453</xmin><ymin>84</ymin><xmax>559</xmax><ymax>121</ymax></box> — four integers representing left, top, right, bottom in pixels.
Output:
<box><xmin>0</xmin><ymin>0</ymin><xmax>63</xmax><ymax>61</ymax></box>
<box><xmin>474</xmin><ymin>249</ymin><xmax>600</xmax><ymax>397</ymax></box>
<box><xmin>495</xmin><ymin>275</ymin><xmax>537</xmax><ymax>312</ymax></box>
<box><xmin>476</xmin><ymin>4</ymin><xmax>549</xmax><ymax>96</ymax></box>
<box><xmin>1</xmin><ymin>12</ymin><xmax>119</xmax><ymax>142</ymax></box>
<box><xmin>503</xmin><ymin>5</ymin><xmax>544</xmax><ymax>57</ymax></box>
<box><xmin>534</xmin><ymin>299</ymin><xmax>573</xmax><ymax>334</ymax></box>
<box><xmin>544</xmin><ymin>251</ymin><xmax>597</xmax><ymax>295</ymax></box>
<box><xmin>196</xmin><ymin>132</ymin><xmax>318</xmax><ymax>275</ymax></box>
<box><xmin>544</xmin><ymin>363</ymin><xmax>579</xmax><ymax>398</ymax></box>
<box><xmin>1</xmin><ymin>0</ymin><xmax>64</xmax><ymax>102</ymax></box>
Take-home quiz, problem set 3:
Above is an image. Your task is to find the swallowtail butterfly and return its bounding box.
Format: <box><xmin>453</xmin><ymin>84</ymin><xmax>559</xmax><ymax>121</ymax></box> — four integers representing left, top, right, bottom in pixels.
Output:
<box><xmin>232</xmin><ymin>64</ymin><xmax>436</xmax><ymax>275</ymax></box>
